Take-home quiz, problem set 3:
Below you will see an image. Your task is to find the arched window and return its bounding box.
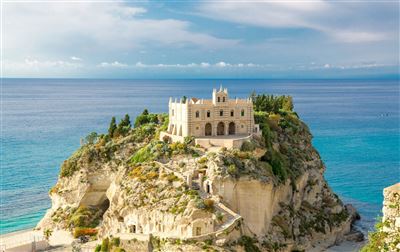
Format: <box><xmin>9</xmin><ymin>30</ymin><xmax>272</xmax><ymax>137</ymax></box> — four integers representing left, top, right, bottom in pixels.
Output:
<box><xmin>195</xmin><ymin>111</ymin><xmax>200</xmax><ymax>118</ymax></box>
<box><xmin>217</xmin><ymin>97</ymin><xmax>220</xmax><ymax>102</ymax></box>
<box><xmin>220</xmin><ymin>110</ymin><xmax>223</xmax><ymax>116</ymax></box>
<box><xmin>172</xmin><ymin>109</ymin><xmax>174</xmax><ymax>116</ymax></box>
<box><xmin>230</xmin><ymin>110</ymin><xmax>234</xmax><ymax>117</ymax></box>
<box><xmin>241</xmin><ymin>109</ymin><xmax>245</xmax><ymax>116</ymax></box>
<box><xmin>207</xmin><ymin>110</ymin><xmax>211</xmax><ymax>117</ymax></box>
<box><xmin>223</xmin><ymin>97</ymin><xmax>226</xmax><ymax>102</ymax></box>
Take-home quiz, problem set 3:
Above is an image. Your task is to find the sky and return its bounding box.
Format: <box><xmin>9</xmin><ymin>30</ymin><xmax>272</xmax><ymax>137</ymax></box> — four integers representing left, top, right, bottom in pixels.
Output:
<box><xmin>2</xmin><ymin>0</ymin><xmax>399</xmax><ymax>79</ymax></box>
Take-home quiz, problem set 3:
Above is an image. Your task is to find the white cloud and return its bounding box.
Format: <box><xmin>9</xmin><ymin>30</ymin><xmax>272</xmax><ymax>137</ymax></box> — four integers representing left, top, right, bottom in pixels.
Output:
<box><xmin>198</xmin><ymin>1</ymin><xmax>393</xmax><ymax>43</ymax></box>
<box><xmin>98</xmin><ymin>61</ymin><xmax>128</xmax><ymax>68</ymax></box>
<box><xmin>329</xmin><ymin>30</ymin><xmax>387</xmax><ymax>43</ymax></box>
<box><xmin>70</xmin><ymin>56</ymin><xmax>82</xmax><ymax>61</ymax></box>
<box><xmin>4</xmin><ymin>58</ymin><xmax>83</xmax><ymax>77</ymax></box>
<box><xmin>22</xmin><ymin>58</ymin><xmax>82</xmax><ymax>68</ymax></box>
<box><xmin>4</xmin><ymin>2</ymin><xmax>238</xmax><ymax>63</ymax></box>
<box><xmin>304</xmin><ymin>62</ymin><xmax>392</xmax><ymax>70</ymax></box>
<box><xmin>215</xmin><ymin>61</ymin><xmax>229</xmax><ymax>67</ymax></box>
<box><xmin>101</xmin><ymin>61</ymin><xmax>264</xmax><ymax>69</ymax></box>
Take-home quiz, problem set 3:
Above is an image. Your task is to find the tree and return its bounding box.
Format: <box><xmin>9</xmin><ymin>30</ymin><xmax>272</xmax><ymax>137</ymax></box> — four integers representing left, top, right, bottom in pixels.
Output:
<box><xmin>134</xmin><ymin>114</ymin><xmax>150</xmax><ymax>128</ymax></box>
<box><xmin>142</xmin><ymin>109</ymin><xmax>149</xmax><ymax>115</ymax></box>
<box><xmin>43</xmin><ymin>228</ymin><xmax>53</xmax><ymax>241</ymax></box>
<box><xmin>85</xmin><ymin>132</ymin><xmax>98</xmax><ymax>144</ymax></box>
<box><xmin>108</xmin><ymin>117</ymin><xmax>117</xmax><ymax>137</ymax></box>
<box><xmin>283</xmin><ymin>96</ymin><xmax>294</xmax><ymax>111</ymax></box>
<box><xmin>182</xmin><ymin>96</ymin><xmax>187</xmax><ymax>103</ymax></box>
<box><xmin>121</xmin><ymin>114</ymin><xmax>131</xmax><ymax>128</ymax></box>
<box><xmin>101</xmin><ymin>238</ymin><xmax>109</xmax><ymax>252</ymax></box>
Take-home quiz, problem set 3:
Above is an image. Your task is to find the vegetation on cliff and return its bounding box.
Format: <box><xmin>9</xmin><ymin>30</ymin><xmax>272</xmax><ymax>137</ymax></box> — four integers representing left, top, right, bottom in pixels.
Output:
<box><xmin>362</xmin><ymin>186</ymin><xmax>400</xmax><ymax>252</ymax></box>
<box><xmin>45</xmin><ymin>93</ymin><xmax>356</xmax><ymax>252</ymax></box>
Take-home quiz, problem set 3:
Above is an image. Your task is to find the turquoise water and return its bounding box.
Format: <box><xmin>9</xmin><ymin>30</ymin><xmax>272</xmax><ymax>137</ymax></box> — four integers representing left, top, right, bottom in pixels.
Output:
<box><xmin>1</xmin><ymin>79</ymin><xmax>399</xmax><ymax>234</ymax></box>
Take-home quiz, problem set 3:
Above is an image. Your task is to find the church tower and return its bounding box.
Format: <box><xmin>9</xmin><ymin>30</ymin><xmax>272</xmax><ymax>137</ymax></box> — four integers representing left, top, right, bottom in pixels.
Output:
<box><xmin>212</xmin><ymin>85</ymin><xmax>229</xmax><ymax>105</ymax></box>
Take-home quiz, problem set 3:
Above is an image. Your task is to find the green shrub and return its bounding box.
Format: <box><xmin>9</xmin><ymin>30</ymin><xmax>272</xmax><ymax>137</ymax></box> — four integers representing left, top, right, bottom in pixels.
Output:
<box><xmin>238</xmin><ymin>235</ymin><xmax>260</xmax><ymax>252</ymax></box>
<box><xmin>216</xmin><ymin>211</ymin><xmax>224</xmax><ymax>222</ymax></box>
<box><xmin>60</xmin><ymin>159</ymin><xmax>78</xmax><ymax>177</ymax></box>
<box><xmin>111</xmin><ymin>237</ymin><xmax>120</xmax><ymax>247</ymax></box>
<box><xmin>227</xmin><ymin>164</ymin><xmax>238</xmax><ymax>176</ymax></box>
<box><xmin>68</xmin><ymin>206</ymin><xmax>102</xmax><ymax>228</ymax></box>
<box><xmin>184</xmin><ymin>136</ymin><xmax>195</xmax><ymax>145</ymax></box>
<box><xmin>241</xmin><ymin>141</ymin><xmax>256</xmax><ymax>152</ymax></box>
<box><xmin>134</xmin><ymin>109</ymin><xmax>159</xmax><ymax>128</ymax></box>
<box><xmin>101</xmin><ymin>238</ymin><xmax>109</xmax><ymax>252</ymax></box>
<box><xmin>94</xmin><ymin>244</ymin><xmax>101</xmax><ymax>252</ymax></box>
<box><xmin>130</xmin><ymin>146</ymin><xmax>153</xmax><ymax>164</ymax></box>
<box><xmin>197</xmin><ymin>156</ymin><xmax>208</xmax><ymax>164</ymax></box>
<box><xmin>85</xmin><ymin>132</ymin><xmax>98</xmax><ymax>145</ymax></box>
<box><xmin>114</xmin><ymin>248</ymin><xmax>126</xmax><ymax>252</ymax></box>
<box><xmin>271</xmin><ymin>154</ymin><xmax>288</xmax><ymax>182</ymax></box>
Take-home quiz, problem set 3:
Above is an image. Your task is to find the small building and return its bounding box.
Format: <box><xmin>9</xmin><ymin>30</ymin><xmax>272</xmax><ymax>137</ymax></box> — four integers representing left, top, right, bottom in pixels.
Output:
<box><xmin>160</xmin><ymin>86</ymin><xmax>261</xmax><ymax>148</ymax></box>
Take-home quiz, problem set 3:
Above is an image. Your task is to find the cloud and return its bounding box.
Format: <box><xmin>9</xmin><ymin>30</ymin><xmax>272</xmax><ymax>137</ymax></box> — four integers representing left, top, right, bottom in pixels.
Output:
<box><xmin>22</xmin><ymin>58</ymin><xmax>82</xmax><ymax>68</ymax></box>
<box><xmin>70</xmin><ymin>56</ymin><xmax>82</xmax><ymax>61</ymax></box>
<box><xmin>198</xmin><ymin>1</ymin><xmax>395</xmax><ymax>43</ymax></box>
<box><xmin>3</xmin><ymin>2</ymin><xmax>238</xmax><ymax>62</ymax></box>
<box><xmin>98</xmin><ymin>61</ymin><xmax>128</xmax><ymax>68</ymax></box>
<box><xmin>4</xmin><ymin>58</ymin><xmax>84</xmax><ymax>77</ymax></box>
<box><xmin>98</xmin><ymin>61</ymin><xmax>264</xmax><ymax>69</ymax></box>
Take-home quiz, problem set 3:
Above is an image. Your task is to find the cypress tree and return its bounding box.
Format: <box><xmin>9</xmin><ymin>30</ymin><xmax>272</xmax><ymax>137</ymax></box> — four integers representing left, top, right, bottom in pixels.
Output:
<box><xmin>122</xmin><ymin>114</ymin><xmax>131</xmax><ymax>128</ymax></box>
<box><xmin>108</xmin><ymin>117</ymin><xmax>117</xmax><ymax>137</ymax></box>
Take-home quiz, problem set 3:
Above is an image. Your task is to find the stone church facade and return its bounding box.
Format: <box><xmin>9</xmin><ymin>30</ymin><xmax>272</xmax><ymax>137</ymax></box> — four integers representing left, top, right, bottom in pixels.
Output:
<box><xmin>160</xmin><ymin>87</ymin><xmax>260</xmax><ymax>146</ymax></box>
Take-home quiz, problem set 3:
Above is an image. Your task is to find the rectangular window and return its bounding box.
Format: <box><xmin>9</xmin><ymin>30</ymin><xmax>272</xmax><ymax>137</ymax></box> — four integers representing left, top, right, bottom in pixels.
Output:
<box><xmin>217</xmin><ymin>97</ymin><xmax>220</xmax><ymax>102</ymax></box>
<box><xmin>207</xmin><ymin>111</ymin><xmax>211</xmax><ymax>117</ymax></box>
<box><xmin>223</xmin><ymin>97</ymin><xmax>226</xmax><ymax>102</ymax></box>
<box><xmin>220</xmin><ymin>110</ymin><xmax>223</xmax><ymax>116</ymax></box>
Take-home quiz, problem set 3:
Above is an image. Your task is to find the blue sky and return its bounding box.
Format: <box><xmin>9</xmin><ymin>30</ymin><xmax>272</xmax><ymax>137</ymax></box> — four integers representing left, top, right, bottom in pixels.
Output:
<box><xmin>3</xmin><ymin>1</ymin><xmax>399</xmax><ymax>78</ymax></box>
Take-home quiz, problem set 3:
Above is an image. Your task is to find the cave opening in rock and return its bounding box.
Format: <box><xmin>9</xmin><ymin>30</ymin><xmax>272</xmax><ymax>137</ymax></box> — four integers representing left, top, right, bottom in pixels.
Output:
<box><xmin>99</xmin><ymin>198</ymin><xmax>110</xmax><ymax>213</ymax></box>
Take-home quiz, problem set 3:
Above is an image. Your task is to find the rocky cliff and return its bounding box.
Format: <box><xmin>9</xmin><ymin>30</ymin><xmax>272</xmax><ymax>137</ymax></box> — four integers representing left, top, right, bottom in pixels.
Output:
<box><xmin>37</xmin><ymin>104</ymin><xmax>361</xmax><ymax>252</ymax></box>
<box><xmin>362</xmin><ymin>183</ymin><xmax>399</xmax><ymax>252</ymax></box>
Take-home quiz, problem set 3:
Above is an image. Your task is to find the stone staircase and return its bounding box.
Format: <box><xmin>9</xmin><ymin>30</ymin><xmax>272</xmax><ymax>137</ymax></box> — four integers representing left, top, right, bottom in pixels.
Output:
<box><xmin>155</xmin><ymin>161</ymin><xmax>242</xmax><ymax>240</ymax></box>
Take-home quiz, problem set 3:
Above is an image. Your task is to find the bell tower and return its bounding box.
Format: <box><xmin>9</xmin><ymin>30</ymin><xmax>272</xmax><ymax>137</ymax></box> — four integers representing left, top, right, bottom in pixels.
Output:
<box><xmin>212</xmin><ymin>85</ymin><xmax>228</xmax><ymax>105</ymax></box>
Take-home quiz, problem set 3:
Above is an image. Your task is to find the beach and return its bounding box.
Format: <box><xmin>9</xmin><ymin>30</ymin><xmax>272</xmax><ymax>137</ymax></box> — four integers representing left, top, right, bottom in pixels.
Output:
<box><xmin>0</xmin><ymin>229</ymin><xmax>73</xmax><ymax>252</ymax></box>
<box><xmin>1</xmin><ymin>228</ymin><xmax>365</xmax><ymax>252</ymax></box>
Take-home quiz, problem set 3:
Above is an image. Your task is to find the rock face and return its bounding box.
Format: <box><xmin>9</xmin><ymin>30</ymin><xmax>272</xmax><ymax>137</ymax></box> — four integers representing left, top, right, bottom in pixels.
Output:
<box><xmin>37</xmin><ymin>111</ymin><xmax>360</xmax><ymax>252</ymax></box>
<box><xmin>361</xmin><ymin>183</ymin><xmax>399</xmax><ymax>252</ymax></box>
<box><xmin>382</xmin><ymin>183</ymin><xmax>400</xmax><ymax>250</ymax></box>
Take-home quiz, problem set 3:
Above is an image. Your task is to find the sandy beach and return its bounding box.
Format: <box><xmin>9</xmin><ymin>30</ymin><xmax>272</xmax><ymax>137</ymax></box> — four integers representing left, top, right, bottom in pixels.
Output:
<box><xmin>0</xmin><ymin>229</ymin><xmax>73</xmax><ymax>252</ymax></box>
<box><xmin>1</xmin><ymin>228</ymin><xmax>365</xmax><ymax>252</ymax></box>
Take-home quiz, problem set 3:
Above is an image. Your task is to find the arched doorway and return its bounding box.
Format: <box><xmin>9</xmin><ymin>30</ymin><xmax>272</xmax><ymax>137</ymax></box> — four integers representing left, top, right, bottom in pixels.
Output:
<box><xmin>229</xmin><ymin>122</ymin><xmax>235</xmax><ymax>135</ymax></box>
<box><xmin>205</xmin><ymin>123</ymin><xmax>212</xmax><ymax>136</ymax></box>
<box><xmin>217</xmin><ymin>122</ymin><xmax>225</xmax><ymax>135</ymax></box>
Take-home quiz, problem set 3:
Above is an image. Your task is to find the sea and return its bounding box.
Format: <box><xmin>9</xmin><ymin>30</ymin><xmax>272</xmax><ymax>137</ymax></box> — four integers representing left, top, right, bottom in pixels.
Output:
<box><xmin>1</xmin><ymin>79</ymin><xmax>399</xmax><ymax>235</ymax></box>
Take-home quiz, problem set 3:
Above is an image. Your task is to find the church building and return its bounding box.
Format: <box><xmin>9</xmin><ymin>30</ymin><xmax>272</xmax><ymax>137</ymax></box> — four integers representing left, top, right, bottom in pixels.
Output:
<box><xmin>160</xmin><ymin>87</ymin><xmax>260</xmax><ymax>148</ymax></box>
